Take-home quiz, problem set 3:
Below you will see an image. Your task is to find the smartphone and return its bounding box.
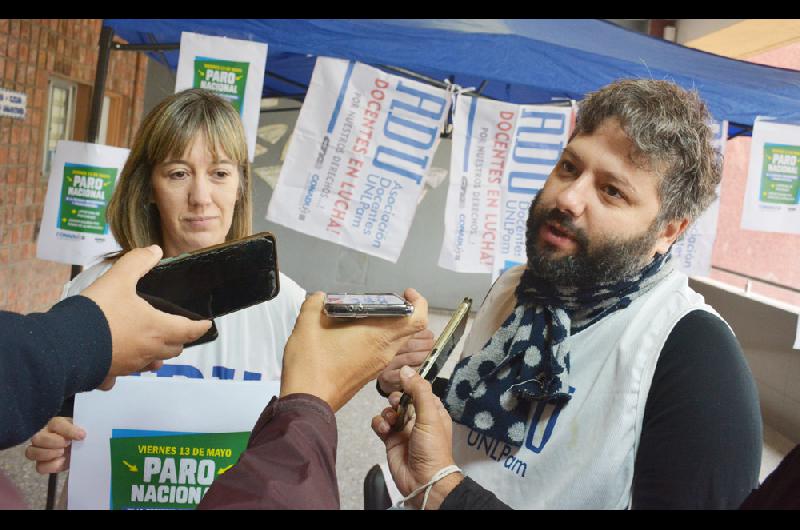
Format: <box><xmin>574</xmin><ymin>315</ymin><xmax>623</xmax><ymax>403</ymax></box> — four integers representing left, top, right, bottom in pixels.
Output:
<box><xmin>323</xmin><ymin>293</ymin><xmax>414</xmax><ymax>318</ymax></box>
<box><xmin>136</xmin><ymin>232</ymin><xmax>281</xmax><ymax>347</ymax></box>
<box><xmin>393</xmin><ymin>297</ymin><xmax>472</xmax><ymax>432</ymax></box>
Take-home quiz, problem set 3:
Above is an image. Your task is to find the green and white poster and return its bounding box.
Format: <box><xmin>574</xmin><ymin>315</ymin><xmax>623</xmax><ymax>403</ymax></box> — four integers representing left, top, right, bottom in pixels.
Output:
<box><xmin>36</xmin><ymin>141</ymin><xmax>129</xmax><ymax>266</ymax></box>
<box><xmin>109</xmin><ymin>430</ymin><xmax>249</xmax><ymax>510</ymax></box>
<box><xmin>69</xmin><ymin>378</ymin><xmax>279</xmax><ymax>510</ymax></box>
<box><xmin>58</xmin><ymin>163</ymin><xmax>117</xmax><ymax>234</ymax></box>
<box><xmin>176</xmin><ymin>32</ymin><xmax>267</xmax><ymax>162</ymax></box>
<box><xmin>760</xmin><ymin>143</ymin><xmax>800</xmax><ymax>204</ymax></box>
<box><xmin>742</xmin><ymin>117</ymin><xmax>800</xmax><ymax>234</ymax></box>
<box><xmin>194</xmin><ymin>57</ymin><xmax>249</xmax><ymax>115</ymax></box>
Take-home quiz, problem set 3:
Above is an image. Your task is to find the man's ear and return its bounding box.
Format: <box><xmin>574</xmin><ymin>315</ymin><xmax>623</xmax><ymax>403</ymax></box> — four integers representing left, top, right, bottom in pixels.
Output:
<box><xmin>653</xmin><ymin>217</ymin><xmax>689</xmax><ymax>255</ymax></box>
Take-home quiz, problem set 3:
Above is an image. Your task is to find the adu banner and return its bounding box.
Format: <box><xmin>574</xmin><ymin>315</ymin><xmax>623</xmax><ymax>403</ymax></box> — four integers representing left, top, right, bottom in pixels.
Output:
<box><xmin>36</xmin><ymin>141</ymin><xmax>128</xmax><ymax>266</ymax></box>
<box><xmin>267</xmin><ymin>57</ymin><xmax>450</xmax><ymax>262</ymax></box>
<box><xmin>68</xmin><ymin>378</ymin><xmax>278</xmax><ymax>510</ymax></box>
<box><xmin>175</xmin><ymin>32</ymin><xmax>267</xmax><ymax>162</ymax></box>
<box><xmin>741</xmin><ymin>117</ymin><xmax>800</xmax><ymax>234</ymax></box>
<box><xmin>492</xmin><ymin>104</ymin><xmax>574</xmax><ymax>280</ymax></box>
<box><xmin>672</xmin><ymin>119</ymin><xmax>728</xmax><ymax>276</ymax></box>
<box><xmin>438</xmin><ymin>95</ymin><xmax>519</xmax><ymax>273</ymax></box>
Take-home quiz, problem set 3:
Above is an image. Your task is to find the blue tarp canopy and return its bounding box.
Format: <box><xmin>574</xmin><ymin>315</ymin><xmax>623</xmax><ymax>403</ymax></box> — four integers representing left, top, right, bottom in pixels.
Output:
<box><xmin>106</xmin><ymin>19</ymin><xmax>800</xmax><ymax>136</ymax></box>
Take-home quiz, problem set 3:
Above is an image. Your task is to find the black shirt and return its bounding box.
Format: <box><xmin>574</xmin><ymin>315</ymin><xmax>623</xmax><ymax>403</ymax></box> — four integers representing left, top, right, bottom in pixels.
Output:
<box><xmin>440</xmin><ymin>309</ymin><xmax>763</xmax><ymax>509</ymax></box>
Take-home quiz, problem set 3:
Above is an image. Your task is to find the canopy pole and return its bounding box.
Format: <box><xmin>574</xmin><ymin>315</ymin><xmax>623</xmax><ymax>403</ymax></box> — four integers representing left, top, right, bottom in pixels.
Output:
<box><xmin>87</xmin><ymin>26</ymin><xmax>115</xmax><ymax>144</ymax></box>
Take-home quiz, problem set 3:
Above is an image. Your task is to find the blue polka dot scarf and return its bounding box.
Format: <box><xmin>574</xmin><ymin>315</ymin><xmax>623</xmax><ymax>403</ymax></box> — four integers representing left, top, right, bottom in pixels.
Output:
<box><xmin>444</xmin><ymin>252</ymin><xmax>674</xmax><ymax>447</ymax></box>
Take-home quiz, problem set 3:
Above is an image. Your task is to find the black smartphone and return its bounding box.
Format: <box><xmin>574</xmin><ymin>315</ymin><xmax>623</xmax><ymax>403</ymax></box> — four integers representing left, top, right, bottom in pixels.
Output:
<box><xmin>136</xmin><ymin>232</ymin><xmax>281</xmax><ymax>347</ymax></box>
<box><xmin>393</xmin><ymin>297</ymin><xmax>472</xmax><ymax>431</ymax></box>
<box><xmin>323</xmin><ymin>293</ymin><xmax>414</xmax><ymax>318</ymax></box>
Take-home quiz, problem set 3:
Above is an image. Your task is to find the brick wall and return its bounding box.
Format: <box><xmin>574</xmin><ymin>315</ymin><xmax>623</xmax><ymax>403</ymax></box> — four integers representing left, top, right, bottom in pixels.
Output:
<box><xmin>0</xmin><ymin>19</ymin><xmax>148</xmax><ymax>314</ymax></box>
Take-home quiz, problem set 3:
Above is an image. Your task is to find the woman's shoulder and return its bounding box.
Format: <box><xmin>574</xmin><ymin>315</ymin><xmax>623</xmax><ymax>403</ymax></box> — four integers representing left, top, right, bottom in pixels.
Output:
<box><xmin>61</xmin><ymin>260</ymin><xmax>115</xmax><ymax>299</ymax></box>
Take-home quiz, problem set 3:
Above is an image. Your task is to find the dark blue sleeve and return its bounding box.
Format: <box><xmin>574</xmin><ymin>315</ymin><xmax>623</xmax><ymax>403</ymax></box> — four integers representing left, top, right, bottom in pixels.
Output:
<box><xmin>631</xmin><ymin>310</ymin><xmax>763</xmax><ymax>509</ymax></box>
<box><xmin>0</xmin><ymin>295</ymin><xmax>112</xmax><ymax>449</ymax></box>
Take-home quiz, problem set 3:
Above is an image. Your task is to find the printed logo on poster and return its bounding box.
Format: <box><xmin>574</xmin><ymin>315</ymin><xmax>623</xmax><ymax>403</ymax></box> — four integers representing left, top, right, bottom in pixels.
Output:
<box><xmin>267</xmin><ymin>57</ymin><xmax>451</xmax><ymax>262</ymax></box>
<box><xmin>760</xmin><ymin>143</ymin><xmax>800</xmax><ymax>205</ymax></box>
<box><xmin>193</xmin><ymin>57</ymin><xmax>249</xmax><ymax>115</ymax></box>
<box><xmin>492</xmin><ymin>105</ymin><xmax>574</xmax><ymax>280</ymax></box>
<box><xmin>109</xmin><ymin>429</ymin><xmax>249</xmax><ymax>510</ymax></box>
<box><xmin>57</xmin><ymin>163</ymin><xmax>117</xmax><ymax>235</ymax></box>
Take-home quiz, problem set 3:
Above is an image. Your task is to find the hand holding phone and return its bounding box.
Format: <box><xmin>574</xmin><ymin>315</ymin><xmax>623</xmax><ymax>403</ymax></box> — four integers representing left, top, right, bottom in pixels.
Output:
<box><xmin>136</xmin><ymin>232</ymin><xmax>281</xmax><ymax>347</ymax></box>
<box><xmin>394</xmin><ymin>297</ymin><xmax>472</xmax><ymax>431</ymax></box>
<box><xmin>323</xmin><ymin>293</ymin><xmax>414</xmax><ymax>318</ymax></box>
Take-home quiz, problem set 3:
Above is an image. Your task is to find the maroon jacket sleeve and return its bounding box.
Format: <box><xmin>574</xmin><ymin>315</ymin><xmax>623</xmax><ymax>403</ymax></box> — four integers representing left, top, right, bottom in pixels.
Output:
<box><xmin>197</xmin><ymin>393</ymin><xmax>340</xmax><ymax>510</ymax></box>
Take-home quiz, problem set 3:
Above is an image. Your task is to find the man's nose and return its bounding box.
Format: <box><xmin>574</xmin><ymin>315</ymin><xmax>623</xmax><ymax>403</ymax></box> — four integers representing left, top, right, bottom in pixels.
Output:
<box><xmin>554</xmin><ymin>176</ymin><xmax>588</xmax><ymax>218</ymax></box>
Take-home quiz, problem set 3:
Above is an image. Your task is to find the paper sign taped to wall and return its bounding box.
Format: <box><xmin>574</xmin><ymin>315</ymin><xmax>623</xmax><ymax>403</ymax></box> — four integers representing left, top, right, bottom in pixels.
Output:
<box><xmin>741</xmin><ymin>117</ymin><xmax>800</xmax><ymax>235</ymax></box>
<box><xmin>36</xmin><ymin>141</ymin><xmax>129</xmax><ymax>266</ymax></box>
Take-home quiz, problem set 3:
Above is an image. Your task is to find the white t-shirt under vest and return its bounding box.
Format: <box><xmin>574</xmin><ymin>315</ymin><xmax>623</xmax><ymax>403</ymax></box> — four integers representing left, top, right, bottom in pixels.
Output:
<box><xmin>450</xmin><ymin>264</ymin><xmax>722</xmax><ymax>509</ymax></box>
<box><xmin>63</xmin><ymin>261</ymin><xmax>306</xmax><ymax>382</ymax></box>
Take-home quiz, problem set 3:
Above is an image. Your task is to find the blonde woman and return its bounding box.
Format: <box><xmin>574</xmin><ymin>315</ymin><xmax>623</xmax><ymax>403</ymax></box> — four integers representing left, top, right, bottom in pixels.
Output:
<box><xmin>23</xmin><ymin>89</ymin><xmax>307</xmax><ymax>478</ymax></box>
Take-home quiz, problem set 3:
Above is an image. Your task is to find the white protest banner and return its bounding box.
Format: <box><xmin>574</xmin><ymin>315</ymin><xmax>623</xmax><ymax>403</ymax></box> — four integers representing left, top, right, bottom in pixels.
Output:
<box><xmin>36</xmin><ymin>141</ymin><xmax>128</xmax><ymax>266</ymax></box>
<box><xmin>673</xmin><ymin>119</ymin><xmax>728</xmax><ymax>276</ymax></box>
<box><xmin>175</xmin><ymin>32</ymin><xmax>267</xmax><ymax>162</ymax></box>
<box><xmin>439</xmin><ymin>95</ymin><xmax>519</xmax><ymax>273</ymax></box>
<box><xmin>68</xmin><ymin>377</ymin><xmax>279</xmax><ymax>510</ymax></box>
<box><xmin>492</xmin><ymin>104</ymin><xmax>574</xmax><ymax>280</ymax></box>
<box><xmin>267</xmin><ymin>57</ymin><xmax>450</xmax><ymax>262</ymax></box>
<box><xmin>741</xmin><ymin>117</ymin><xmax>800</xmax><ymax>234</ymax></box>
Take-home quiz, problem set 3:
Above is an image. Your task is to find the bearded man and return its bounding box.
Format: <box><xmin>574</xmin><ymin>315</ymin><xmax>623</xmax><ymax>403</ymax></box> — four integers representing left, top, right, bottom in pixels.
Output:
<box><xmin>375</xmin><ymin>79</ymin><xmax>762</xmax><ymax>509</ymax></box>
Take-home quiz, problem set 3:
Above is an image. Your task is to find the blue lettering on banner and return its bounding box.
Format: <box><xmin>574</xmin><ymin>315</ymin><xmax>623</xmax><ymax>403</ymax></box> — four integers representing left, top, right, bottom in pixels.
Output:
<box><xmin>391</xmin><ymin>81</ymin><xmax>447</xmax><ymax>121</ymax></box>
<box><xmin>507</xmin><ymin>110</ymin><xmax>567</xmax><ymax>195</ymax></box>
<box><xmin>370</xmin><ymin>80</ymin><xmax>447</xmax><ymax>185</ymax></box>
<box><xmin>299</xmin><ymin>174</ymin><xmax>319</xmax><ymax>221</ymax></box>
<box><xmin>464</xmin><ymin>97</ymin><xmax>479</xmax><ymax>173</ymax></box>
<box><xmin>327</xmin><ymin>61</ymin><xmax>356</xmax><ymax>134</ymax></box>
<box><xmin>507</xmin><ymin>171</ymin><xmax>548</xmax><ymax>195</ymax></box>
<box><xmin>383</xmin><ymin>112</ymin><xmax>439</xmax><ymax>151</ymax></box>
<box><xmin>373</xmin><ymin>146</ymin><xmax>428</xmax><ymax>184</ymax></box>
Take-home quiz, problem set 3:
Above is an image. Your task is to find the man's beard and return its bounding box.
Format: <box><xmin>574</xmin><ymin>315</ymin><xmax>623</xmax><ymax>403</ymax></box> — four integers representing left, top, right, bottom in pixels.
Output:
<box><xmin>524</xmin><ymin>194</ymin><xmax>661</xmax><ymax>288</ymax></box>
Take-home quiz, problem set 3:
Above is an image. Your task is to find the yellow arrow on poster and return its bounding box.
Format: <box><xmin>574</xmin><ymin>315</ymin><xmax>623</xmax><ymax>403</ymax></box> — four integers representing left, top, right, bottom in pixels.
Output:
<box><xmin>122</xmin><ymin>460</ymin><xmax>138</xmax><ymax>473</ymax></box>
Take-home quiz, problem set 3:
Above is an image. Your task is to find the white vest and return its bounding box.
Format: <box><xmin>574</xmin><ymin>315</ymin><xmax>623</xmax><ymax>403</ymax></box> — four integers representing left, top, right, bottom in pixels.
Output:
<box><xmin>451</xmin><ymin>265</ymin><xmax>720</xmax><ymax>509</ymax></box>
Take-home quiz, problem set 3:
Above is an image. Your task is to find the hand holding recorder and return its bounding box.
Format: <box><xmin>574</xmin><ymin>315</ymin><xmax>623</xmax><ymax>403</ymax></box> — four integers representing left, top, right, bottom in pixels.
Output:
<box><xmin>281</xmin><ymin>288</ymin><xmax>429</xmax><ymax>412</ymax></box>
